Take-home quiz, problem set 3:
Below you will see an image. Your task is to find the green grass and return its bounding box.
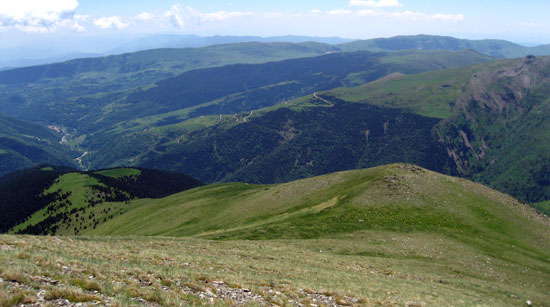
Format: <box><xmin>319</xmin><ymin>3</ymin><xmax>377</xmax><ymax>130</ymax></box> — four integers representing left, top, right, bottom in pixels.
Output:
<box><xmin>10</xmin><ymin>173</ymin><xmax>104</xmax><ymax>233</ymax></box>
<box><xmin>320</xmin><ymin>57</ymin><xmax>524</xmax><ymax>119</ymax></box>
<box><xmin>325</xmin><ymin>68</ymin><xmax>471</xmax><ymax>119</ymax></box>
<box><xmin>87</xmin><ymin>164</ymin><xmax>550</xmax><ymax>254</ymax></box>
<box><xmin>1</xmin><ymin>230</ymin><xmax>549</xmax><ymax>306</ymax></box>
<box><xmin>3</xmin><ymin>164</ymin><xmax>550</xmax><ymax>305</ymax></box>
<box><xmin>94</xmin><ymin>168</ymin><xmax>141</xmax><ymax>179</ymax></box>
<box><xmin>533</xmin><ymin>201</ymin><xmax>550</xmax><ymax>216</ymax></box>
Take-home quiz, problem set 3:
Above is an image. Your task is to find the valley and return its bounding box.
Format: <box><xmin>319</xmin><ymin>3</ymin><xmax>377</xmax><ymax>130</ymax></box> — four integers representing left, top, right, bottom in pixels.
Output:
<box><xmin>2</xmin><ymin>32</ymin><xmax>550</xmax><ymax>306</ymax></box>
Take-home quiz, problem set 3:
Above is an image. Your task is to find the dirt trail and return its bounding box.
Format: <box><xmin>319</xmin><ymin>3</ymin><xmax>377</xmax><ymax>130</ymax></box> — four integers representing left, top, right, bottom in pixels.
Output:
<box><xmin>74</xmin><ymin>151</ymin><xmax>88</xmax><ymax>170</ymax></box>
<box><xmin>313</xmin><ymin>92</ymin><xmax>334</xmax><ymax>107</ymax></box>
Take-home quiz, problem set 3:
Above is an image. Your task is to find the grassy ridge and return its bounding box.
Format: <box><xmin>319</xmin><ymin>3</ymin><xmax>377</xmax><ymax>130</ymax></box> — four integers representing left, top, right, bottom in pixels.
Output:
<box><xmin>94</xmin><ymin>168</ymin><xmax>141</xmax><ymax>179</ymax></box>
<box><xmin>1</xmin><ymin>164</ymin><xmax>549</xmax><ymax>305</ymax></box>
<box><xmin>9</xmin><ymin>173</ymin><xmax>103</xmax><ymax>234</ymax></box>
<box><xmin>2</xmin><ymin>167</ymin><xmax>203</xmax><ymax>235</ymax></box>
<box><xmin>325</xmin><ymin>67</ymin><xmax>473</xmax><ymax>119</ymax></box>
<box><xmin>89</xmin><ymin>164</ymin><xmax>550</xmax><ymax>245</ymax></box>
<box><xmin>338</xmin><ymin>34</ymin><xmax>550</xmax><ymax>58</ymax></box>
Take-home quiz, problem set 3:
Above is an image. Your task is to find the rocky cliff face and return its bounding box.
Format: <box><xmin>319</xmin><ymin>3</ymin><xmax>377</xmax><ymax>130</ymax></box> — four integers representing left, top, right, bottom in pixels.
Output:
<box><xmin>437</xmin><ymin>56</ymin><xmax>550</xmax><ymax>202</ymax></box>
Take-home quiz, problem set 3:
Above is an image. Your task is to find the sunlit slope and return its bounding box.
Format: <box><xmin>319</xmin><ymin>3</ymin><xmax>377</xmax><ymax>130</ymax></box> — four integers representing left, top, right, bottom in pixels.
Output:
<box><xmin>85</xmin><ymin>164</ymin><xmax>550</xmax><ymax>305</ymax></box>
<box><xmin>2</xmin><ymin>164</ymin><xmax>550</xmax><ymax>305</ymax></box>
<box><xmin>1</xmin><ymin>167</ymin><xmax>203</xmax><ymax>235</ymax></box>
<box><xmin>91</xmin><ymin>164</ymin><xmax>550</xmax><ymax>248</ymax></box>
<box><xmin>338</xmin><ymin>34</ymin><xmax>550</xmax><ymax>58</ymax></box>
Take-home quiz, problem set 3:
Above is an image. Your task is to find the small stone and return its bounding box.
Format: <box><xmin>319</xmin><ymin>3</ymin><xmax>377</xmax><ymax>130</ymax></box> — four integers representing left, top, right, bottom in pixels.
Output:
<box><xmin>243</xmin><ymin>289</ymin><xmax>251</xmax><ymax>293</ymax></box>
<box><xmin>527</xmin><ymin>300</ymin><xmax>532</xmax><ymax>306</ymax></box>
<box><xmin>0</xmin><ymin>278</ymin><xmax>3</xmax><ymax>283</ymax></box>
<box><xmin>62</xmin><ymin>266</ymin><xmax>69</xmax><ymax>271</ymax></box>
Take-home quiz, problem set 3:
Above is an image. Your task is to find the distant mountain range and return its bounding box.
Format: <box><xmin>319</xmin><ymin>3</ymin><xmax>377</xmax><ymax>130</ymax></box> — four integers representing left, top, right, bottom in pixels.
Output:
<box><xmin>2</xmin><ymin>35</ymin><xmax>550</xmax><ymax>304</ymax></box>
<box><xmin>2</xmin><ymin>33</ymin><xmax>549</xmax><ymax>70</ymax></box>
<box><xmin>0</xmin><ymin>34</ymin><xmax>352</xmax><ymax>69</ymax></box>
<box><xmin>1</xmin><ymin>35</ymin><xmax>550</xmax><ymax>207</ymax></box>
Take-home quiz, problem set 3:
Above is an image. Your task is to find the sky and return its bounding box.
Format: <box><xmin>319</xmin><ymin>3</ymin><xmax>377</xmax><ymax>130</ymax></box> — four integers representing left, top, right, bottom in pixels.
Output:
<box><xmin>1</xmin><ymin>0</ymin><xmax>550</xmax><ymax>47</ymax></box>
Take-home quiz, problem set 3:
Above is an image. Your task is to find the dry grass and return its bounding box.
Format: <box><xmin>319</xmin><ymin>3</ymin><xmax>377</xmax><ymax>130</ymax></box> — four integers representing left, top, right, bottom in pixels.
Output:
<box><xmin>0</xmin><ymin>233</ymin><xmax>548</xmax><ymax>306</ymax></box>
<box><xmin>44</xmin><ymin>288</ymin><xmax>102</xmax><ymax>302</ymax></box>
<box><xmin>71</xmin><ymin>278</ymin><xmax>102</xmax><ymax>292</ymax></box>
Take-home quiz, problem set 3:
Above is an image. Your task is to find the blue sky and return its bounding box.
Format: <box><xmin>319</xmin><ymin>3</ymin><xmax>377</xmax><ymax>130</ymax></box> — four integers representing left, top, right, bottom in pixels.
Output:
<box><xmin>1</xmin><ymin>0</ymin><xmax>550</xmax><ymax>44</ymax></box>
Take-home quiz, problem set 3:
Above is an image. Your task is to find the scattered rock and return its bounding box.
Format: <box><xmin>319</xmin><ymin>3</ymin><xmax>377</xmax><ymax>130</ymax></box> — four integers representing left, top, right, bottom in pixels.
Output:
<box><xmin>31</xmin><ymin>276</ymin><xmax>60</xmax><ymax>285</ymax></box>
<box><xmin>0</xmin><ymin>244</ymin><xmax>15</xmax><ymax>251</ymax></box>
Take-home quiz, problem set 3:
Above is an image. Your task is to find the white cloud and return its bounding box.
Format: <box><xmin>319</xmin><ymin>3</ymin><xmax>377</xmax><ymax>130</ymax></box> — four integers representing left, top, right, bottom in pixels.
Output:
<box><xmin>328</xmin><ymin>10</ymin><xmax>352</xmax><ymax>15</ymax></box>
<box><xmin>74</xmin><ymin>14</ymin><xmax>89</xmax><ymax>22</ymax></box>
<box><xmin>430</xmin><ymin>13</ymin><xmax>464</xmax><ymax>22</ymax></box>
<box><xmin>0</xmin><ymin>0</ymin><xmax>81</xmax><ymax>32</ymax></box>
<box><xmin>264</xmin><ymin>12</ymin><xmax>282</xmax><ymax>18</ymax></box>
<box><xmin>164</xmin><ymin>5</ymin><xmax>185</xmax><ymax>28</ymax></box>
<box><xmin>136</xmin><ymin>12</ymin><xmax>154</xmax><ymax>22</ymax></box>
<box><xmin>192</xmin><ymin>9</ymin><xmax>253</xmax><ymax>22</ymax></box>
<box><xmin>520</xmin><ymin>21</ymin><xmax>539</xmax><ymax>27</ymax></box>
<box><xmin>179</xmin><ymin>6</ymin><xmax>253</xmax><ymax>26</ymax></box>
<box><xmin>93</xmin><ymin>16</ymin><xmax>129</xmax><ymax>29</ymax></box>
<box><xmin>349</xmin><ymin>0</ymin><xmax>403</xmax><ymax>8</ymax></box>
<box><xmin>357</xmin><ymin>9</ymin><xmax>380</xmax><ymax>16</ymax></box>
<box><xmin>391</xmin><ymin>10</ymin><xmax>463</xmax><ymax>22</ymax></box>
<box><xmin>305</xmin><ymin>9</ymin><xmax>463</xmax><ymax>23</ymax></box>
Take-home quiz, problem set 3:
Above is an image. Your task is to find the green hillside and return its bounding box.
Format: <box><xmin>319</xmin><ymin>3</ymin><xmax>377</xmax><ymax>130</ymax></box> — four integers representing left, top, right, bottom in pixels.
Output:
<box><xmin>533</xmin><ymin>201</ymin><xmax>550</xmax><ymax>216</ymax></box>
<box><xmin>338</xmin><ymin>34</ymin><xmax>550</xmax><ymax>58</ymax></box>
<box><xmin>76</xmin><ymin>49</ymin><xmax>489</xmax><ymax>170</ymax></box>
<box><xmin>89</xmin><ymin>164</ymin><xmax>549</xmax><ymax>243</ymax></box>
<box><xmin>2</xmin><ymin>164</ymin><xmax>548</xmax><ymax>305</ymax></box>
<box><xmin>0</xmin><ymin>167</ymin><xmax>203</xmax><ymax>234</ymax></box>
<box><xmin>0</xmin><ymin>113</ymin><xmax>77</xmax><ymax>177</ymax></box>
<box><xmin>120</xmin><ymin>55</ymin><xmax>550</xmax><ymax>206</ymax></box>
<box><xmin>0</xmin><ymin>42</ymin><xmax>338</xmax><ymax>124</ymax></box>
<box><xmin>331</xmin><ymin>55</ymin><xmax>550</xmax><ymax>203</ymax></box>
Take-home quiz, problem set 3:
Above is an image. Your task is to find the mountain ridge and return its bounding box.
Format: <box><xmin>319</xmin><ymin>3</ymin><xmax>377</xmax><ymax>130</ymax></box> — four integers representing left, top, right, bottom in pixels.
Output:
<box><xmin>0</xmin><ymin>166</ymin><xmax>203</xmax><ymax>234</ymax></box>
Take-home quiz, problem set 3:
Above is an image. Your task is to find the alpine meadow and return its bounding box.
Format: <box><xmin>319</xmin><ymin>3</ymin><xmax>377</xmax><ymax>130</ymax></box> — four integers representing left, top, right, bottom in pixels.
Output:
<box><xmin>1</xmin><ymin>1</ymin><xmax>550</xmax><ymax>306</ymax></box>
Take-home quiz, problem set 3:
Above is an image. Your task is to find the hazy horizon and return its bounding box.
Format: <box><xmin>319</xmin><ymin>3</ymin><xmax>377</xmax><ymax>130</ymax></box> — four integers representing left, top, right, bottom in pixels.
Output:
<box><xmin>2</xmin><ymin>0</ymin><xmax>550</xmax><ymax>67</ymax></box>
